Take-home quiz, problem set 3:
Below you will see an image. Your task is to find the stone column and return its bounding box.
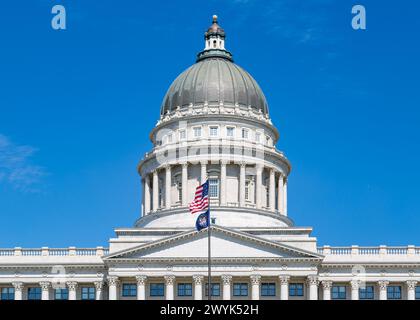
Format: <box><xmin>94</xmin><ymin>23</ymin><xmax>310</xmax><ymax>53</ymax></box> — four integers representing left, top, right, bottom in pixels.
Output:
<box><xmin>108</xmin><ymin>276</ymin><xmax>119</xmax><ymax>300</ymax></box>
<box><xmin>136</xmin><ymin>275</ymin><xmax>147</xmax><ymax>300</ymax></box>
<box><xmin>40</xmin><ymin>282</ymin><xmax>50</xmax><ymax>300</ymax></box>
<box><xmin>193</xmin><ymin>275</ymin><xmax>204</xmax><ymax>300</ymax></box>
<box><xmin>239</xmin><ymin>163</ymin><xmax>246</xmax><ymax>207</ymax></box>
<box><xmin>141</xmin><ymin>178</ymin><xmax>145</xmax><ymax>216</ymax></box>
<box><xmin>144</xmin><ymin>175</ymin><xmax>151</xmax><ymax>215</ymax></box>
<box><xmin>307</xmin><ymin>276</ymin><xmax>319</xmax><ymax>300</ymax></box>
<box><xmin>350</xmin><ymin>280</ymin><xmax>360</xmax><ymax>300</ymax></box>
<box><xmin>165</xmin><ymin>165</ymin><xmax>171</xmax><ymax>209</ymax></box>
<box><xmin>279</xmin><ymin>276</ymin><xmax>290</xmax><ymax>300</ymax></box>
<box><xmin>283</xmin><ymin>178</ymin><xmax>288</xmax><ymax>216</ymax></box>
<box><xmin>182</xmin><ymin>163</ymin><xmax>188</xmax><ymax>206</ymax></box>
<box><xmin>164</xmin><ymin>275</ymin><xmax>175</xmax><ymax>300</ymax></box>
<box><xmin>322</xmin><ymin>281</ymin><xmax>332</xmax><ymax>300</ymax></box>
<box><xmin>277</xmin><ymin>174</ymin><xmax>284</xmax><ymax>214</ymax></box>
<box><xmin>407</xmin><ymin>280</ymin><xmax>417</xmax><ymax>301</ymax></box>
<box><xmin>12</xmin><ymin>282</ymin><xmax>23</xmax><ymax>300</ymax></box>
<box><xmin>94</xmin><ymin>281</ymin><xmax>104</xmax><ymax>300</ymax></box>
<box><xmin>250</xmin><ymin>275</ymin><xmax>261</xmax><ymax>300</ymax></box>
<box><xmin>378</xmin><ymin>280</ymin><xmax>389</xmax><ymax>300</ymax></box>
<box><xmin>220</xmin><ymin>161</ymin><xmax>227</xmax><ymax>205</ymax></box>
<box><xmin>222</xmin><ymin>275</ymin><xmax>232</xmax><ymax>300</ymax></box>
<box><xmin>67</xmin><ymin>282</ymin><xmax>77</xmax><ymax>300</ymax></box>
<box><xmin>269</xmin><ymin>169</ymin><xmax>275</xmax><ymax>211</ymax></box>
<box><xmin>200</xmin><ymin>161</ymin><xmax>207</xmax><ymax>184</ymax></box>
<box><xmin>152</xmin><ymin>170</ymin><xmax>159</xmax><ymax>212</ymax></box>
<box><xmin>255</xmin><ymin>165</ymin><xmax>263</xmax><ymax>209</ymax></box>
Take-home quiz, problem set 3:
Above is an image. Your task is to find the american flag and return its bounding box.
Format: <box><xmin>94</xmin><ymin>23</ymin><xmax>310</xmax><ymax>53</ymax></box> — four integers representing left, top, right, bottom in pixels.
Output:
<box><xmin>189</xmin><ymin>180</ymin><xmax>209</xmax><ymax>215</ymax></box>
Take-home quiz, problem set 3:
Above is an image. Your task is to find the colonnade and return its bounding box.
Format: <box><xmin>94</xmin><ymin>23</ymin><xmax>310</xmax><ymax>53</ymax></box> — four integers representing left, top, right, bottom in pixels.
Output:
<box><xmin>141</xmin><ymin>161</ymin><xmax>288</xmax><ymax>216</ymax></box>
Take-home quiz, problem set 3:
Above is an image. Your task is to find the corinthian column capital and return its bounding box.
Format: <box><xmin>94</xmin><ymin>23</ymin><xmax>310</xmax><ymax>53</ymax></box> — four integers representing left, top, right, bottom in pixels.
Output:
<box><xmin>279</xmin><ymin>275</ymin><xmax>290</xmax><ymax>285</ymax></box>
<box><xmin>164</xmin><ymin>275</ymin><xmax>176</xmax><ymax>285</ymax></box>
<box><xmin>321</xmin><ymin>280</ymin><xmax>333</xmax><ymax>290</ymax></box>
<box><xmin>12</xmin><ymin>282</ymin><xmax>24</xmax><ymax>291</ymax></box>
<box><xmin>250</xmin><ymin>275</ymin><xmax>261</xmax><ymax>285</ymax></box>
<box><xmin>221</xmin><ymin>274</ymin><xmax>232</xmax><ymax>285</ymax></box>
<box><xmin>136</xmin><ymin>275</ymin><xmax>147</xmax><ymax>285</ymax></box>
<box><xmin>193</xmin><ymin>275</ymin><xmax>204</xmax><ymax>285</ymax></box>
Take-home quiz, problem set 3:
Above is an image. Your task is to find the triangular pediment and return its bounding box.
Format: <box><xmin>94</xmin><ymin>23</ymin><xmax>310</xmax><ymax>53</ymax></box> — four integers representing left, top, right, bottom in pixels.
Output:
<box><xmin>104</xmin><ymin>226</ymin><xmax>322</xmax><ymax>261</ymax></box>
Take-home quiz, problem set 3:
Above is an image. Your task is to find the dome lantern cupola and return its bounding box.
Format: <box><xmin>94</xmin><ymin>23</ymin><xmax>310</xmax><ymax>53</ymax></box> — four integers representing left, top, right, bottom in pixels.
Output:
<box><xmin>197</xmin><ymin>15</ymin><xmax>233</xmax><ymax>62</ymax></box>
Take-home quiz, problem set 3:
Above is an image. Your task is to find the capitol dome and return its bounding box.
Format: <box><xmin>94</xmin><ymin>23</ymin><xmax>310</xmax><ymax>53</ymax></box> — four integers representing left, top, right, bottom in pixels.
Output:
<box><xmin>160</xmin><ymin>16</ymin><xmax>269</xmax><ymax>116</ymax></box>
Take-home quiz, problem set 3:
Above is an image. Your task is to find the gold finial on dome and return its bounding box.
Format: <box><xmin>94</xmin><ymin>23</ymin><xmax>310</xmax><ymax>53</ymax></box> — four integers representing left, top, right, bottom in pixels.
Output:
<box><xmin>212</xmin><ymin>15</ymin><xmax>218</xmax><ymax>23</ymax></box>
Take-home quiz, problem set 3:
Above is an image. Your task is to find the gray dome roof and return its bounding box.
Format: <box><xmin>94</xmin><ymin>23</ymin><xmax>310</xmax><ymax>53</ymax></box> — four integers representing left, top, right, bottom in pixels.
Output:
<box><xmin>160</xmin><ymin>57</ymin><xmax>269</xmax><ymax>116</ymax></box>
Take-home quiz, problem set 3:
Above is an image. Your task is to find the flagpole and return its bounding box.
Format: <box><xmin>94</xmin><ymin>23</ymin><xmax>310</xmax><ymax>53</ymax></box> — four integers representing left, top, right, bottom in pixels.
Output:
<box><xmin>207</xmin><ymin>173</ymin><xmax>211</xmax><ymax>301</ymax></box>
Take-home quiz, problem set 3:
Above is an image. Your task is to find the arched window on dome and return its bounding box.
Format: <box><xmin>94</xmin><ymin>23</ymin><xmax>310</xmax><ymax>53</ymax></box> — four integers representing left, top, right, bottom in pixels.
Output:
<box><xmin>213</xmin><ymin>40</ymin><xmax>217</xmax><ymax>48</ymax></box>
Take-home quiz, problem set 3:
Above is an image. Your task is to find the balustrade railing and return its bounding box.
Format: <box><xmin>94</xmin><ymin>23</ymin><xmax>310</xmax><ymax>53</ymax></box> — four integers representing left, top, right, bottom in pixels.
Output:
<box><xmin>318</xmin><ymin>245</ymin><xmax>419</xmax><ymax>256</ymax></box>
<box><xmin>0</xmin><ymin>247</ymin><xmax>108</xmax><ymax>257</ymax></box>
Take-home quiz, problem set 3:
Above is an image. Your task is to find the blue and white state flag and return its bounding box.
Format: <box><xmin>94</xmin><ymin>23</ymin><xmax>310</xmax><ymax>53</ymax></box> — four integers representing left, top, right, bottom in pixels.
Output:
<box><xmin>195</xmin><ymin>211</ymin><xmax>209</xmax><ymax>231</ymax></box>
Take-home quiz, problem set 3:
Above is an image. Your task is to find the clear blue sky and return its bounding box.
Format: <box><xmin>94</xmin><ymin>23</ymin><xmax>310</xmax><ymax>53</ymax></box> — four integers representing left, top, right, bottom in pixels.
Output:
<box><xmin>0</xmin><ymin>0</ymin><xmax>419</xmax><ymax>247</ymax></box>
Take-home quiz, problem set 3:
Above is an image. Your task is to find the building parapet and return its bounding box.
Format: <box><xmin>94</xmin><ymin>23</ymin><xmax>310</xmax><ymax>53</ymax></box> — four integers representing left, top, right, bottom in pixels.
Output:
<box><xmin>318</xmin><ymin>245</ymin><xmax>418</xmax><ymax>256</ymax></box>
<box><xmin>0</xmin><ymin>247</ymin><xmax>109</xmax><ymax>257</ymax></box>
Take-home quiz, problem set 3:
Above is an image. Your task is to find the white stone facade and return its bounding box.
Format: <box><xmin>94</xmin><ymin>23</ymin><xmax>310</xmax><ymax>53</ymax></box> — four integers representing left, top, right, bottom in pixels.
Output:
<box><xmin>1</xmin><ymin>16</ymin><xmax>419</xmax><ymax>301</ymax></box>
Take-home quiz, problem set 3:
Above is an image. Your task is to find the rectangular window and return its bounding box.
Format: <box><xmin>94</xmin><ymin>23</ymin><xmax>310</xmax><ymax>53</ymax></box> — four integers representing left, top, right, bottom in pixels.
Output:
<box><xmin>226</xmin><ymin>127</ymin><xmax>235</xmax><ymax>137</ymax></box>
<box><xmin>177</xmin><ymin>181</ymin><xmax>182</xmax><ymax>202</ymax></box>
<box><xmin>209</xmin><ymin>178</ymin><xmax>219</xmax><ymax>198</ymax></box>
<box><xmin>255</xmin><ymin>132</ymin><xmax>261</xmax><ymax>143</ymax></box>
<box><xmin>387</xmin><ymin>286</ymin><xmax>401</xmax><ymax>300</ymax></box>
<box><xmin>28</xmin><ymin>287</ymin><xmax>42</xmax><ymax>300</ymax></box>
<box><xmin>122</xmin><ymin>284</ymin><xmax>137</xmax><ymax>297</ymax></box>
<box><xmin>193</xmin><ymin>127</ymin><xmax>202</xmax><ymax>138</ymax></box>
<box><xmin>261</xmin><ymin>283</ymin><xmax>276</xmax><ymax>297</ymax></box>
<box><xmin>233</xmin><ymin>283</ymin><xmax>248</xmax><ymax>297</ymax></box>
<box><xmin>242</xmin><ymin>128</ymin><xmax>249</xmax><ymax>139</ymax></box>
<box><xmin>177</xmin><ymin>283</ymin><xmax>192</xmax><ymax>297</ymax></box>
<box><xmin>205</xmin><ymin>283</ymin><xmax>220</xmax><ymax>297</ymax></box>
<box><xmin>150</xmin><ymin>283</ymin><xmax>165</xmax><ymax>297</ymax></box>
<box><xmin>289</xmin><ymin>283</ymin><xmax>304</xmax><ymax>297</ymax></box>
<box><xmin>332</xmin><ymin>285</ymin><xmax>346</xmax><ymax>300</ymax></box>
<box><xmin>81</xmin><ymin>287</ymin><xmax>95</xmax><ymax>300</ymax></box>
<box><xmin>168</xmin><ymin>134</ymin><xmax>173</xmax><ymax>143</ymax></box>
<box><xmin>416</xmin><ymin>286</ymin><xmax>420</xmax><ymax>300</ymax></box>
<box><xmin>359</xmin><ymin>286</ymin><xmax>374</xmax><ymax>300</ymax></box>
<box><xmin>1</xmin><ymin>287</ymin><xmax>15</xmax><ymax>300</ymax></box>
<box><xmin>54</xmin><ymin>288</ymin><xmax>68</xmax><ymax>300</ymax></box>
<box><xmin>245</xmin><ymin>180</ymin><xmax>251</xmax><ymax>201</ymax></box>
<box><xmin>209</xmin><ymin>126</ymin><xmax>219</xmax><ymax>137</ymax></box>
<box><xmin>179</xmin><ymin>129</ymin><xmax>186</xmax><ymax>140</ymax></box>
